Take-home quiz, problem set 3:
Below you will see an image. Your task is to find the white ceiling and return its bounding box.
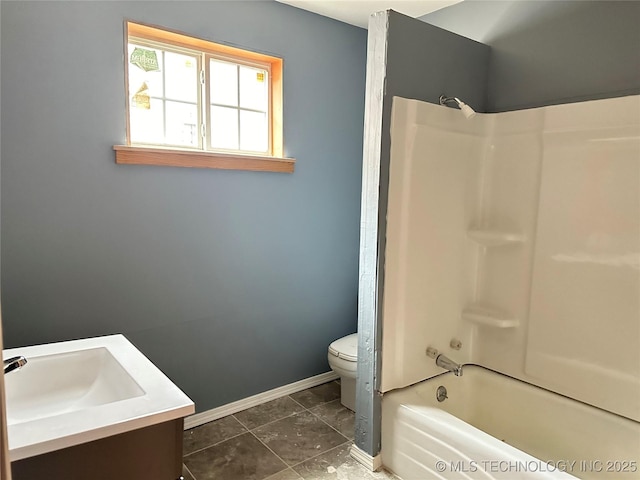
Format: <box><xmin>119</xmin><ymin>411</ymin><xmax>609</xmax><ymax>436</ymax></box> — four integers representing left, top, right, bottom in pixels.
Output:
<box><xmin>275</xmin><ymin>0</ymin><xmax>462</xmax><ymax>28</ymax></box>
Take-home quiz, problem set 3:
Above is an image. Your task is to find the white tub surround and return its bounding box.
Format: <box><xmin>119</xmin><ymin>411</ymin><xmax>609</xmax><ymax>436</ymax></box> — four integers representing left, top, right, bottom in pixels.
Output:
<box><xmin>379</xmin><ymin>94</ymin><xmax>639</xmax><ymax>478</ymax></box>
<box><xmin>382</xmin><ymin>366</ymin><xmax>639</xmax><ymax>480</ymax></box>
<box><xmin>382</xmin><ymin>95</ymin><xmax>640</xmax><ymax>422</ymax></box>
<box><xmin>3</xmin><ymin>334</ymin><xmax>194</xmax><ymax>461</ymax></box>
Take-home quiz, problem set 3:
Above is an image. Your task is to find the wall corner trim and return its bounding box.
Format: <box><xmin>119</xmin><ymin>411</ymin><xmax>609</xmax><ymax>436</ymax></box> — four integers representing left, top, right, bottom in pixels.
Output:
<box><xmin>355</xmin><ymin>8</ymin><xmax>389</xmax><ymax>457</ymax></box>
<box><xmin>350</xmin><ymin>444</ymin><xmax>383</xmax><ymax>471</ymax></box>
<box><xmin>183</xmin><ymin>371</ymin><xmax>338</xmax><ymax>430</ymax></box>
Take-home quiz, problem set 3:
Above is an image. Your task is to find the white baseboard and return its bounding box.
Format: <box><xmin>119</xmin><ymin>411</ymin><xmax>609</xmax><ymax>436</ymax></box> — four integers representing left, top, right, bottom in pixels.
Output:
<box><xmin>184</xmin><ymin>371</ymin><xmax>339</xmax><ymax>430</ymax></box>
<box><xmin>350</xmin><ymin>444</ymin><xmax>382</xmax><ymax>471</ymax></box>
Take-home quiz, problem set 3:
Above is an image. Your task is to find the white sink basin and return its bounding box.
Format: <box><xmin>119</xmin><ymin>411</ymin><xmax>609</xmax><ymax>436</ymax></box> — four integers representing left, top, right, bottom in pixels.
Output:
<box><xmin>3</xmin><ymin>335</ymin><xmax>194</xmax><ymax>461</ymax></box>
<box><xmin>6</xmin><ymin>347</ymin><xmax>145</xmax><ymax>425</ymax></box>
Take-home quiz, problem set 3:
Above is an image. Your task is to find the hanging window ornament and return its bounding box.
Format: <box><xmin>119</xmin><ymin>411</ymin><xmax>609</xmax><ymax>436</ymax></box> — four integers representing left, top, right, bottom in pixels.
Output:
<box><xmin>132</xmin><ymin>82</ymin><xmax>151</xmax><ymax>109</ymax></box>
<box><xmin>130</xmin><ymin>47</ymin><xmax>160</xmax><ymax>72</ymax></box>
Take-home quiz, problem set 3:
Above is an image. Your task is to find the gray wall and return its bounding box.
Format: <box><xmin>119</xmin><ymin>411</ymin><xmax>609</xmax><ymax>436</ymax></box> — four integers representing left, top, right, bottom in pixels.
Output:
<box><xmin>421</xmin><ymin>0</ymin><xmax>640</xmax><ymax>111</ymax></box>
<box><xmin>355</xmin><ymin>10</ymin><xmax>489</xmax><ymax>456</ymax></box>
<box><xmin>0</xmin><ymin>1</ymin><xmax>367</xmax><ymax>412</ymax></box>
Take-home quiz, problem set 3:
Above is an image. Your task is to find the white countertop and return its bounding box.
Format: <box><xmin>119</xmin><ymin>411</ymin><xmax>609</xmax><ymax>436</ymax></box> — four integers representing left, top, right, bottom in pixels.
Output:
<box><xmin>3</xmin><ymin>334</ymin><xmax>195</xmax><ymax>461</ymax></box>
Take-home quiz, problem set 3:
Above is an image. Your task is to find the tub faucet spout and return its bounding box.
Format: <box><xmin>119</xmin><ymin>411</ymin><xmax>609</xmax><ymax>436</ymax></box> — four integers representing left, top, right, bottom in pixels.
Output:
<box><xmin>4</xmin><ymin>355</ymin><xmax>27</xmax><ymax>374</ymax></box>
<box><xmin>435</xmin><ymin>354</ymin><xmax>463</xmax><ymax>376</ymax></box>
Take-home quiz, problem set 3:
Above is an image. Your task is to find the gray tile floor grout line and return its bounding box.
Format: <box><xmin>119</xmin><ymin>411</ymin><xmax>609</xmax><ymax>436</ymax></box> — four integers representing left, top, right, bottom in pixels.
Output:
<box><xmin>291</xmin><ymin>396</ymin><xmax>354</xmax><ymax>443</ymax></box>
<box><xmin>230</xmin><ymin>395</ymin><xmax>345</xmax><ymax>435</ymax></box>
<box><xmin>241</xmin><ymin>407</ymin><xmax>350</xmax><ymax>478</ymax></box>
<box><xmin>182</xmin><ymin>462</ymin><xmax>196</xmax><ymax>480</ymax></box>
<box><xmin>289</xmin><ymin>394</ymin><xmax>344</xmax><ymax>417</ymax></box>
<box><xmin>263</xmin><ymin>467</ymin><xmax>300</xmax><ymax>480</ymax></box>
<box><xmin>304</xmin><ymin>406</ymin><xmax>354</xmax><ymax>441</ymax></box>
<box><xmin>287</xmin><ymin>439</ymin><xmax>353</xmax><ymax>470</ymax></box>
<box><xmin>237</xmin><ymin>410</ymin><xmax>301</xmax><ymax>433</ymax></box>
<box><xmin>287</xmin><ymin>395</ymin><xmax>309</xmax><ymax>410</ymax></box>
<box><xmin>182</xmin><ymin>383</ymin><xmax>346</xmax><ymax>479</ymax></box>
<box><xmin>183</xmin><ymin>428</ymin><xmax>251</xmax><ymax>457</ymax></box>
<box><xmin>237</xmin><ymin>399</ymin><xmax>352</xmax><ymax>476</ymax></box>
<box><xmin>234</xmin><ymin>411</ymin><xmax>296</xmax><ymax>476</ymax></box>
<box><xmin>182</xmin><ymin>400</ymin><xmax>341</xmax><ymax>457</ymax></box>
<box><xmin>246</xmin><ymin>429</ymin><xmax>293</xmax><ymax>476</ymax></box>
<box><xmin>183</xmin><ymin>425</ymin><xmax>292</xmax><ymax>480</ymax></box>
<box><xmin>307</xmin><ymin>397</ymin><xmax>341</xmax><ymax>411</ymax></box>
<box><xmin>184</xmin><ymin>425</ymin><xmax>293</xmax><ymax>480</ymax></box>
<box><xmin>231</xmin><ymin>413</ymin><xmax>251</xmax><ymax>430</ymax></box>
<box><xmin>317</xmin><ymin>415</ymin><xmax>353</xmax><ymax>441</ymax></box>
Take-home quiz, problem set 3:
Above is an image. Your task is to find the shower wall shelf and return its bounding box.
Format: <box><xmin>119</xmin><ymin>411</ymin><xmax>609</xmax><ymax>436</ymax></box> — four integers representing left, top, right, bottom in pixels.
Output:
<box><xmin>462</xmin><ymin>304</ymin><xmax>519</xmax><ymax>328</ymax></box>
<box><xmin>467</xmin><ymin>229</ymin><xmax>525</xmax><ymax>247</ymax></box>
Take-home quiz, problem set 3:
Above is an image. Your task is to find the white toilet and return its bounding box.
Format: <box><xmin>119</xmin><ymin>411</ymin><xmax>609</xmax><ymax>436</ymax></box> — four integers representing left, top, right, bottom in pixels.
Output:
<box><xmin>327</xmin><ymin>333</ymin><xmax>358</xmax><ymax>411</ymax></box>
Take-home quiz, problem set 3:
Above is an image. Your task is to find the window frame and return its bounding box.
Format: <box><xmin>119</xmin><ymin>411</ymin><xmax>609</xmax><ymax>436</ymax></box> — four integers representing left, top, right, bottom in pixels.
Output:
<box><xmin>127</xmin><ymin>37</ymin><xmax>204</xmax><ymax>150</ymax></box>
<box><xmin>205</xmin><ymin>53</ymin><xmax>272</xmax><ymax>155</ymax></box>
<box><xmin>114</xmin><ymin>21</ymin><xmax>294</xmax><ymax>173</ymax></box>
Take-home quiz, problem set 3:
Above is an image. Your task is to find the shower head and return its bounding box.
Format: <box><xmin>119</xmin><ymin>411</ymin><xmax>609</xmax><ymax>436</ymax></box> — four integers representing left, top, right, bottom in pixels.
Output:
<box><xmin>439</xmin><ymin>95</ymin><xmax>477</xmax><ymax>119</ymax></box>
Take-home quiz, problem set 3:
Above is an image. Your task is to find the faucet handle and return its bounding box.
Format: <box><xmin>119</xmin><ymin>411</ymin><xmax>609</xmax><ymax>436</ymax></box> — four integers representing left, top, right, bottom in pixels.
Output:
<box><xmin>426</xmin><ymin>346</ymin><xmax>439</xmax><ymax>358</ymax></box>
<box><xmin>4</xmin><ymin>355</ymin><xmax>27</xmax><ymax>374</ymax></box>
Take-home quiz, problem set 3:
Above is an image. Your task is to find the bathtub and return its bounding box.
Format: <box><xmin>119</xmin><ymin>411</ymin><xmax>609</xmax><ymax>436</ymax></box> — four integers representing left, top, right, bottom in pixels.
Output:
<box><xmin>381</xmin><ymin>366</ymin><xmax>640</xmax><ymax>479</ymax></box>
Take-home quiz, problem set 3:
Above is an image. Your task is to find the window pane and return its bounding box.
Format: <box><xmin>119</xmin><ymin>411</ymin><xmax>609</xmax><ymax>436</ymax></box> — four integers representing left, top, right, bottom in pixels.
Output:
<box><xmin>128</xmin><ymin>44</ymin><xmax>164</xmax><ymax>98</ymax></box>
<box><xmin>239</xmin><ymin>65</ymin><xmax>268</xmax><ymax>111</ymax></box>
<box><xmin>166</xmin><ymin>101</ymin><xmax>199</xmax><ymax>147</ymax></box>
<box><xmin>130</xmin><ymin>98</ymin><xmax>164</xmax><ymax>145</ymax></box>
<box><xmin>240</xmin><ymin>110</ymin><xmax>268</xmax><ymax>152</ymax></box>
<box><xmin>210</xmin><ymin>60</ymin><xmax>238</xmax><ymax>107</ymax></box>
<box><xmin>165</xmin><ymin>52</ymin><xmax>198</xmax><ymax>103</ymax></box>
<box><xmin>210</xmin><ymin>106</ymin><xmax>239</xmax><ymax>150</ymax></box>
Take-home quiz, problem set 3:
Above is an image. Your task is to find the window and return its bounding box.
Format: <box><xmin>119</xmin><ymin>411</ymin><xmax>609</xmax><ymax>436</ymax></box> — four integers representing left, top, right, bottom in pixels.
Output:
<box><xmin>114</xmin><ymin>22</ymin><xmax>294</xmax><ymax>173</ymax></box>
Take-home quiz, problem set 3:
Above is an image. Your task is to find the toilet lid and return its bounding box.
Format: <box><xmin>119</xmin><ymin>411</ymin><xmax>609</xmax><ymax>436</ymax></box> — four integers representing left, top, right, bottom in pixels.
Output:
<box><xmin>328</xmin><ymin>333</ymin><xmax>358</xmax><ymax>362</ymax></box>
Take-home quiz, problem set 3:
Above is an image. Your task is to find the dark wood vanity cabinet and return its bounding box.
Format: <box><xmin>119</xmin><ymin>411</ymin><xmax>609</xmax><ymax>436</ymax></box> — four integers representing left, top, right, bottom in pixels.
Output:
<box><xmin>11</xmin><ymin>419</ymin><xmax>184</xmax><ymax>480</ymax></box>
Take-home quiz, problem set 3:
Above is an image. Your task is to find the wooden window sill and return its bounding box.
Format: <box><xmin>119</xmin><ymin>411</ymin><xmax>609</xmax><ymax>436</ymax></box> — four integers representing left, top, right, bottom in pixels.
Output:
<box><xmin>113</xmin><ymin>145</ymin><xmax>295</xmax><ymax>173</ymax></box>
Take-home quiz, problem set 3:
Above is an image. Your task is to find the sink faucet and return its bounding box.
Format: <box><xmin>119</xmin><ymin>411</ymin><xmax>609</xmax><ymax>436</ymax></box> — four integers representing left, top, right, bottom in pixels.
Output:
<box><xmin>435</xmin><ymin>354</ymin><xmax>463</xmax><ymax>376</ymax></box>
<box><xmin>4</xmin><ymin>355</ymin><xmax>27</xmax><ymax>374</ymax></box>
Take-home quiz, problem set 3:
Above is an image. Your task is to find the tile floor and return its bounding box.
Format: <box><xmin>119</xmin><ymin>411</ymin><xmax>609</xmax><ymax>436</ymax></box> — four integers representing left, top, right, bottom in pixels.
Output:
<box><xmin>181</xmin><ymin>381</ymin><xmax>399</xmax><ymax>480</ymax></box>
